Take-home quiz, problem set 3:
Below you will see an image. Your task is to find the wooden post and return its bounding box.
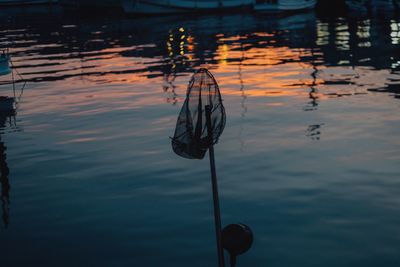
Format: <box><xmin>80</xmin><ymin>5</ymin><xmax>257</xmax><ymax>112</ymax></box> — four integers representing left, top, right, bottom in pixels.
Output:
<box><xmin>205</xmin><ymin>105</ymin><xmax>225</xmax><ymax>267</ymax></box>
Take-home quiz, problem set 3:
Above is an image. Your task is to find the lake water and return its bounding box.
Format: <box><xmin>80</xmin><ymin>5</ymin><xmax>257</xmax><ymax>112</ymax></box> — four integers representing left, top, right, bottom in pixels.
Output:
<box><xmin>1</xmin><ymin>6</ymin><xmax>400</xmax><ymax>267</ymax></box>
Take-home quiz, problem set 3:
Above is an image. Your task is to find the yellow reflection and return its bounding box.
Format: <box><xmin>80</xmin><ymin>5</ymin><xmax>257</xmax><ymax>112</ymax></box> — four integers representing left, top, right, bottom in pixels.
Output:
<box><xmin>218</xmin><ymin>35</ymin><xmax>246</xmax><ymax>42</ymax></box>
<box><xmin>216</xmin><ymin>44</ymin><xmax>230</xmax><ymax>65</ymax></box>
<box><xmin>212</xmin><ymin>39</ymin><xmax>324</xmax><ymax>99</ymax></box>
<box><xmin>316</xmin><ymin>20</ymin><xmax>329</xmax><ymax>46</ymax></box>
<box><xmin>166</xmin><ymin>28</ymin><xmax>189</xmax><ymax>59</ymax></box>
<box><xmin>335</xmin><ymin>20</ymin><xmax>350</xmax><ymax>50</ymax></box>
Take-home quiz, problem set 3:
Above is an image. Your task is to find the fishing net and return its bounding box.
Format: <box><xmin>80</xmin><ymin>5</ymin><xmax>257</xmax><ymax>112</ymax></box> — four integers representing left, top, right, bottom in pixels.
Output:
<box><xmin>171</xmin><ymin>68</ymin><xmax>226</xmax><ymax>159</ymax></box>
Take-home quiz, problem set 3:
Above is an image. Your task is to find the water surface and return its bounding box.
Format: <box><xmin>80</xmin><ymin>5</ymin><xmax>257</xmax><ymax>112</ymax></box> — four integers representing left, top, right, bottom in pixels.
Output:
<box><xmin>0</xmin><ymin>6</ymin><xmax>400</xmax><ymax>267</ymax></box>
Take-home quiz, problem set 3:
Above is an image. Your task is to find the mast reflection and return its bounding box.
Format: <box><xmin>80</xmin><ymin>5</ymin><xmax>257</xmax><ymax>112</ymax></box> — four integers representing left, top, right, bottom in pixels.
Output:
<box><xmin>163</xmin><ymin>27</ymin><xmax>194</xmax><ymax>105</ymax></box>
<box><xmin>304</xmin><ymin>62</ymin><xmax>319</xmax><ymax>111</ymax></box>
<box><xmin>0</xmin><ymin>104</ymin><xmax>15</xmax><ymax>229</ymax></box>
<box><xmin>238</xmin><ymin>44</ymin><xmax>247</xmax><ymax>152</ymax></box>
<box><xmin>306</xmin><ymin>123</ymin><xmax>324</xmax><ymax>140</ymax></box>
<box><xmin>0</xmin><ymin>136</ymin><xmax>10</xmax><ymax>228</ymax></box>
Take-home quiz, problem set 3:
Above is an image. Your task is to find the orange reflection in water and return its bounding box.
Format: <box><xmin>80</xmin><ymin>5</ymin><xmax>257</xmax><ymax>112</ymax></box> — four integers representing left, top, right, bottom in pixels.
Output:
<box><xmin>212</xmin><ymin>42</ymin><xmax>324</xmax><ymax>100</ymax></box>
<box><xmin>15</xmin><ymin>27</ymin><xmax>396</xmax><ymax>121</ymax></box>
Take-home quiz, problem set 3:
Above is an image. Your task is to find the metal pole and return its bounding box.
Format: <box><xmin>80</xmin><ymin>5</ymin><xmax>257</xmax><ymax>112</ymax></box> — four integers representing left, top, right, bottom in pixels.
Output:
<box><xmin>205</xmin><ymin>105</ymin><xmax>225</xmax><ymax>267</ymax></box>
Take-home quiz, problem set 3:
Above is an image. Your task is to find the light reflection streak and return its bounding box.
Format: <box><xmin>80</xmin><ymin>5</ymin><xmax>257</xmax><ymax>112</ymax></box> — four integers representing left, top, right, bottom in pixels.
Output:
<box><xmin>238</xmin><ymin>43</ymin><xmax>247</xmax><ymax>151</ymax></box>
<box><xmin>392</xmin><ymin>60</ymin><xmax>400</xmax><ymax>69</ymax></box>
<box><xmin>303</xmin><ymin>60</ymin><xmax>320</xmax><ymax>111</ymax></box>
<box><xmin>390</xmin><ymin>19</ymin><xmax>400</xmax><ymax>45</ymax></box>
<box><xmin>335</xmin><ymin>20</ymin><xmax>350</xmax><ymax>51</ymax></box>
<box><xmin>163</xmin><ymin>27</ymin><xmax>192</xmax><ymax>105</ymax></box>
<box><xmin>357</xmin><ymin>19</ymin><xmax>371</xmax><ymax>48</ymax></box>
<box><xmin>316</xmin><ymin>20</ymin><xmax>330</xmax><ymax>46</ymax></box>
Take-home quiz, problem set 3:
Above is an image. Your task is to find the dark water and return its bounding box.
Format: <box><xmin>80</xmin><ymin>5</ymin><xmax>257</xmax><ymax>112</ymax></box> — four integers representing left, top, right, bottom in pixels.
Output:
<box><xmin>0</xmin><ymin>5</ymin><xmax>400</xmax><ymax>267</ymax></box>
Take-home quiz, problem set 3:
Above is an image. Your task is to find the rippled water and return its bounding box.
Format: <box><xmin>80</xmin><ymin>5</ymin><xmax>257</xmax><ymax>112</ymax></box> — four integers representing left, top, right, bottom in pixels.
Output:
<box><xmin>1</xmin><ymin>6</ymin><xmax>400</xmax><ymax>267</ymax></box>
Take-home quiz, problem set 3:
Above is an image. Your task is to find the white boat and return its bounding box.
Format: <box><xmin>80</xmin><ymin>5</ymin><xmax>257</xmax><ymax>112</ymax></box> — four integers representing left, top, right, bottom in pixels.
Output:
<box><xmin>122</xmin><ymin>0</ymin><xmax>254</xmax><ymax>14</ymax></box>
<box><xmin>254</xmin><ymin>0</ymin><xmax>317</xmax><ymax>13</ymax></box>
<box><xmin>0</xmin><ymin>0</ymin><xmax>57</xmax><ymax>6</ymax></box>
<box><xmin>0</xmin><ymin>51</ymin><xmax>11</xmax><ymax>76</ymax></box>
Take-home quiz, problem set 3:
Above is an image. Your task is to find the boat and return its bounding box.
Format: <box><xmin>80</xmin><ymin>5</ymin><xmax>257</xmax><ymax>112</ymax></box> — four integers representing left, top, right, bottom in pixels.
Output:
<box><xmin>59</xmin><ymin>0</ymin><xmax>120</xmax><ymax>9</ymax></box>
<box><xmin>0</xmin><ymin>97</ymin><xmax>16</xmax><ymax>113</ymax></box>
<box><xmin>121</xmin><ymin>0</ymin><xmax>254</xmax><ymax>14</ymax></box>
<box><xmin>254</xmin><ymin>0</ymin><xmax>317</xmax><ymax>13</ymax></box>
<box><xmin>0</xmin><ymin>49</ymin><xmax>25</xmax><ymax>107</ymax></box>
<box><xmin>0</xmin><ymin>50</ymin><xmax>11</xmax><ymax>76</ymax></box>
<box><xmin>0</xmin><ymin>0</ymin><xmax>57</xmax><ymax>6</ymax></box>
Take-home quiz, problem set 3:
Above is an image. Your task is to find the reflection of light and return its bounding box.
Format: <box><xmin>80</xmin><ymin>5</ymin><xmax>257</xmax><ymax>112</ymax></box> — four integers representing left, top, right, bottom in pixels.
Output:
<box><xmin>335</xmin><ymin>20</ymin><xmax>350</xmax><ymax>50</ymax></box>
<box><xmin>392</xmin><ymin>60</ymin><xmax>400</xmax><ymax>69</ymax></box>
<box><xmin>338</xmin><ymin>60</ymin><xmax>350</xmax><ymax>65</ymax></box>
<box><xmin>359</xmin><ymin>57</ymin><xmax>371</xmax><ymax>62</ymax></box>
<box><xmin>166</xmin><ymin>28</ymin><xmax>190</xmax><ymax>59</ymax></box>
<box><xmin>216</xmin><ymin>44</ymin><xmax>230</xmax><ymax>65</ymax></box>
<box><xmin>357</xmin><ymin>20</ymin><xmax>370</xmax><ymax>38</ymax></box>
<box><xmin>357</xmin><ymin>19</ymin><xmax>371</xmax><ymax>48</ymax></box>
<box><xmin>212</xmin><ymin>41</ymin><xmax>325</xmax><ymax>99</ymax></box>
<box><xmin>187</xmin><ymin>36</ymin><xmax>194</xmax><ymax>51</ymax></box>
<box><xmin>253</xmin><ymin>32</ymin><xmax>274</xmax><ymax>38</ymax></box>
<box><xmin>167</xmin><ymin>31</ymin><xmax>173</xmax><ymax>57</ymax></box>
<box><xmin>218</xmin><ymin>35</ymin><xmax>245</xmax><ymax>42</ymax></box>
<box><xmin>358</xmin><ymin>41</ymin><xmax>371</xmax><ymax>48</ymax></box>
<box><xmin>390</xmin><ymin>20</ymin><xmax>400</xmax><ymax>45</ymax></box>
<box><xmin>187</xmin><ymin>35</ymin><xmax>194</xmax><ymax>45</ymax></box>
<box><xmin>316</xmin><ymin>20</ymin><xmax>329</xmax><ymax>46</ymax></box>
<box><xmin>179</xmin><ymin>28</ymin><xmax>185</xmax><ymax>56</ymax></box>
<box><xmin>187</xmin><ymin>35</ymin><xmax>195</xmax><ymax>60</ymax></box>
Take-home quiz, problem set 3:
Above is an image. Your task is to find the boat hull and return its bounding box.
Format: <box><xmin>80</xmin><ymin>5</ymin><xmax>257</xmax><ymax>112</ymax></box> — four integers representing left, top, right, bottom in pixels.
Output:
<box><xmin>0</xmin><ymin>57</ymin><xmax>11</xmax><ymax>76</ymax></box>
<box><xmin>0</xmin><ymin>0</ymin><xmax>57</xmax><ymax>6</ymax></box>
<box><xmin>59</xmin><ymin>0</ymin><xmax>120</xmax><ymax>8</ymax></box>
<box><xmin>122</xmin><ymin>0</ymin><xmax>254</xmax><ymax>14</ymax></box>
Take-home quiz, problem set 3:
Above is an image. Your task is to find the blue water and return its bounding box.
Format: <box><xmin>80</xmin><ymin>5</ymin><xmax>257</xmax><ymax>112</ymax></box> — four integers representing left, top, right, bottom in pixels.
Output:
<box><xmin>1</xmin><ymin>6</ymin><xmax>400</xmax><ymax>267</ymax></box>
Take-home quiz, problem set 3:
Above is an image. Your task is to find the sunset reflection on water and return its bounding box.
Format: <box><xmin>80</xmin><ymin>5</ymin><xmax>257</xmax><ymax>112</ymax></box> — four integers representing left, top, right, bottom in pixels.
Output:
<box><xmin>0</xmin><ymin>8</ymin><xmax>400</xmax><ymax>267</ymax></box>
<box><xmin>2</xmin><ymin>13</ymin><xmax>399</xmax><ymax>109</ymax></box>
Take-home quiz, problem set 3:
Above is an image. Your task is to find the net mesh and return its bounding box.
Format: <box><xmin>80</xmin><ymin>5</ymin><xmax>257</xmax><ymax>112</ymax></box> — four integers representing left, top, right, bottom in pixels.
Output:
<box><xmin>171</xmin><ymin>68</ymin><xmax>226</xmax><ymax>159</ymax></box>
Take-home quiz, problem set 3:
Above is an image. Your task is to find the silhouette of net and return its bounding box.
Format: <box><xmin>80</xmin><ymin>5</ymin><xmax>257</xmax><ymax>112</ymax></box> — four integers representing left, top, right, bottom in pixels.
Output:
<box><xmin>172</xmin><ymin>68</ymin><xmax>226</xmax><ymax>159</ymax></box>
